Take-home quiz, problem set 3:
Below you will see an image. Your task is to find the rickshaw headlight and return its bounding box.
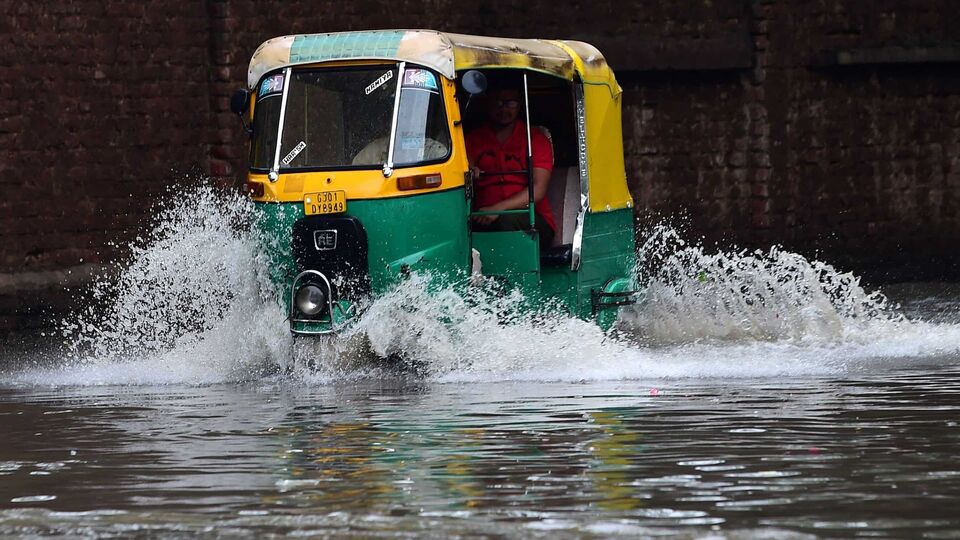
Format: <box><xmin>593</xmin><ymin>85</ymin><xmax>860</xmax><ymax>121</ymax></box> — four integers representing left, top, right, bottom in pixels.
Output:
<box><xmin>295</xmin><ymin>284</ymin><xmax>326</xmax><ymax>316</ymax></box>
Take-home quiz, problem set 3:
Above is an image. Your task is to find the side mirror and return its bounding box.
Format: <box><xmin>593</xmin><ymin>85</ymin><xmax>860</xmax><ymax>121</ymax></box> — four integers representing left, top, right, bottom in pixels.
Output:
<box><xmin>461</xmin><ymin>70</ymin><xmax>487</xmax><ymax>95</ymax></box>
<box><xmin>230</xmin><ymin>88</ymin><xmax>252</xmax><ymax>135</ymax></box>
<box><xmin>230</xmin><ymin>88</ymin><xmax>251</xmax><ymax>115</ymax></box>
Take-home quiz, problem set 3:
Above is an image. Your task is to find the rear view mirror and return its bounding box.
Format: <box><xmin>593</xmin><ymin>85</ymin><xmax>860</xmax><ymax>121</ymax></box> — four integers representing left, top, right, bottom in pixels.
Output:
<box><xmin>230</xmin><ymin>88</ymin><xmax>251</xmax><ymax>115</ymax></box>
<box><xmin>230</xmin><ymin>88</ymin><xmax>252</xmax><ymax>135</ymax></box>
<box><xmin>461</xmin><ymin>70</ymin><xmax>487</xmax><ymax>95</ymax></box>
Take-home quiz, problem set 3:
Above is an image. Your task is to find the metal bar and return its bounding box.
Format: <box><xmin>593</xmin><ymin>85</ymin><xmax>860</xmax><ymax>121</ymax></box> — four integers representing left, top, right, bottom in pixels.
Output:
<box><xmin>479</xmin><ymin>170</ymin><xmax>527</xmax><ymax>176</ymax></box>
<box><xmin>596</xmin><ymin>299</ymin><xmax>639</xmax><ymax>308</ymax></box>
<box><xmin>522</xmin><ymin>72</ymin><xmax>535</xmax><ymax>229</ymax></box>
<box><xmin>270</xmin><ymin>67</ymin><xmax>293</xmax><ymax>177</ymax></box>
<box><xmin>470</xmin><ymin>209</ymin><xmax>529</xmax><ymax>216</ymax></box>
<box><xmin>590</xmin><ymin>288</ymin><xmax>640</xmax><ymax>314</ymax></box>
<box><xmin>571</xmin><ymin>80</ymin><xmax>588</xmax><ymax>271</ymax></box>
<box><xmin>598</xmin><ymin>290</ymin><xmax>640</xmax><ymax>298</ymax></box>
<box><xmin>382</xmin><ymin>62</ymin><xmax>406</xmax><ymax>177</ymax></box>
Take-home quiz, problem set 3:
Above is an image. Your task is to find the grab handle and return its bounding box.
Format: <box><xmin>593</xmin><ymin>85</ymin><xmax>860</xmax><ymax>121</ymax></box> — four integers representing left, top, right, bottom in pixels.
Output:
<box><xmin>470</xmin><ymin>209</ymin><xmax>529</xmax><ymax>217</ymax></box>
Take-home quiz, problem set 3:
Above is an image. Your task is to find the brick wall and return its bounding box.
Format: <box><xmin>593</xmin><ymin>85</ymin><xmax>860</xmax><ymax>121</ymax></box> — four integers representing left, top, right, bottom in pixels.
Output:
<box><xmin>619</xmin><ymin>0</ymin><xmax>960</xmax><ymax>274</ymax></box>
<box><xmin>3</xmin><ymin>0</ymin><xmax>960</xmax><ymax>330</ymax></box>
<box><xmin>0</xmin><ymin>1</ymin><xmax>214</xmax><ymax>329</ymax></box>
<box><xmin>1</xmin><ymin>1</ymin><xmax>214</xmax><ymax>269</ymax></box>
<box><xmin>776</xmin><ymin>0</ymin><xmax>960</xmax><ymax>272</ymax></box>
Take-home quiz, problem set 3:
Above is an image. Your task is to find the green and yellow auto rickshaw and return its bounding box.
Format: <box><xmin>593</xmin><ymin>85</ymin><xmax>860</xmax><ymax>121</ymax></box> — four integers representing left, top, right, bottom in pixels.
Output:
<box><xmin>230</xmin><ymin>30</ymin><xmax>638</xmax><ymax>335</ymax></box>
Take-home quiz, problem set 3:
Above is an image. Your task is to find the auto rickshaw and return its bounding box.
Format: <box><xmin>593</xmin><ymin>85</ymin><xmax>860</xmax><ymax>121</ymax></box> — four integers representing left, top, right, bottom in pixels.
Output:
<box><xmin>230</xmin><ymin>30</ymin><xmax>638</xmax><ymax>335</ymax></box>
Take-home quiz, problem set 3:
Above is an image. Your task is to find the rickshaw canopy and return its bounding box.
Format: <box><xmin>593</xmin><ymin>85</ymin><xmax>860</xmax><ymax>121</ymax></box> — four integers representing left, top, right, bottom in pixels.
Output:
<box><xmin>248</xmin><ymin>30</ymin><xmax>616</xmax><ymax>89</ymax></box>
<box><xmin>247</xmin><ymin>30</ymin><xmax>632</xmax><ymax>213</ymax></box>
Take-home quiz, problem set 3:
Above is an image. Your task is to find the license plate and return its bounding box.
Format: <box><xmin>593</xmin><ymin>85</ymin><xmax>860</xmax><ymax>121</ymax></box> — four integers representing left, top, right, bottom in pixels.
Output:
<box><xmin>304</xmin><ymin>191</ymin><xmax>346</xmax><ymax>216</ymax></box>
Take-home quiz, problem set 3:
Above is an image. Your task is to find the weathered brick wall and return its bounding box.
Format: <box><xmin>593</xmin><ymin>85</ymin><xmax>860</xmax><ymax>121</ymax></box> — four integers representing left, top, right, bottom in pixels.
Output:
<box><xmin>775</xmin><ymin>0</ymin><xmax>960</xmax><ymax>272</ymax></box>
<box><xmin>620</xmin><ymin>0</ymin><xmax>960</xmax><ymax>275</ymax></box>
<box><xmin>0</xmin><ymin>1</ymin><xmax>214</xmax><ymax>329</ymax></box>
<box><xmin>1</xmin><ymin>1</ymin><xmax>214</xmax><ymax>269</ymax></box>
<box><xmin>3</xmin><ymin>0</ymin><xmax>960</xmax><ymax>330</ymax></box>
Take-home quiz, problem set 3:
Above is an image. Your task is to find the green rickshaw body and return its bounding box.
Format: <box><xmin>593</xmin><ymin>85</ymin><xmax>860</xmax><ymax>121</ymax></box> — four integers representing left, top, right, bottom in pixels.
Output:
<box><xmin>236</xmin><ymin>30</ymin><xmax>638</xmax><ymax>335</ymax></box>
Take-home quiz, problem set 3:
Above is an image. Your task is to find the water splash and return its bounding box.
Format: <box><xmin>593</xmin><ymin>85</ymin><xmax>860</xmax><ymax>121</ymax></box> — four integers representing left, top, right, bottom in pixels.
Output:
<box><xmin>619</xmin><ymin>223</ymin><xmax>905</xmax><ymax>345</ymax></box>
<box><xmin>332</xmin><ymin>274</ymin><xmax>622</xmax><ymax>382</ymax></box>
<box><xmin>54</xmin><ymin>184</ymin><xmax>291</xmax><ymax>385</ymax></box>
<box><xmin>7</xmin><ymin>186</ymin><xmax>960</xmax><ymax>387</ymax></box>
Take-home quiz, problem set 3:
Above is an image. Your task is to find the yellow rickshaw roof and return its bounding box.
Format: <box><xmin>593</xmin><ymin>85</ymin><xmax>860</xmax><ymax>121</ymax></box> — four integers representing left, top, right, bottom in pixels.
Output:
<box><xmin>247</xmin><ymin>30</ymin><xmax>616</xmax><ymax>89</ymax></box>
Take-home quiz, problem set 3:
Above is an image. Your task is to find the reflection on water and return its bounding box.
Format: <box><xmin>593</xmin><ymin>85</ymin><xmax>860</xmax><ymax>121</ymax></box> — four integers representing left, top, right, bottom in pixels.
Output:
<box><xmin>2</xmin><ymin>364</ymin><xmax>960</xmax><ymax>537</ymax></box>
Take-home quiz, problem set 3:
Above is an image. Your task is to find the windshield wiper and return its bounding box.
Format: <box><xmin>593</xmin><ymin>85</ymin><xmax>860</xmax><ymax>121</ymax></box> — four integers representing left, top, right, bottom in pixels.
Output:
<box><xmin>269</xmin><ymin>67</ymin><xmax>292</xmax><ymax>181</ymax></box>
<box><xmin>382</xmin><ymin>62</ymin><xmax>406</xmax><ymax>178</ymax></box>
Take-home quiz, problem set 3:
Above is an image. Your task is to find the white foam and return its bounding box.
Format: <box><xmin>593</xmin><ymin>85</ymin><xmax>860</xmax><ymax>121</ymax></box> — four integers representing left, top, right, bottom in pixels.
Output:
<box><xmin>620</xmin><ymin>224</ymin><xmax>906</xmax><ymax>345</ymax></box>
<box><xmin>23</xmin><ymin>185</ymin><xmax>292</xmax><ymax>386</ymax></box>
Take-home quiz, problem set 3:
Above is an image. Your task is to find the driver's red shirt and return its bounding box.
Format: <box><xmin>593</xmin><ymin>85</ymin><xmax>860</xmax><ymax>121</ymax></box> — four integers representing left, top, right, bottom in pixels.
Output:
<box><xmin>466</xmin><ymin>120</ymin><xmax>557</xmax><ymax>233</ymax></box>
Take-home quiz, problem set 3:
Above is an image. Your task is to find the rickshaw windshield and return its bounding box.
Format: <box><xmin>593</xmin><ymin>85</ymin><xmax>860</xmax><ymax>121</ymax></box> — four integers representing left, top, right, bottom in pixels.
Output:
<box><xmin>250</xmin><ymin>65</ymin><xmax>450</xmax><ymax>171</ymax></box>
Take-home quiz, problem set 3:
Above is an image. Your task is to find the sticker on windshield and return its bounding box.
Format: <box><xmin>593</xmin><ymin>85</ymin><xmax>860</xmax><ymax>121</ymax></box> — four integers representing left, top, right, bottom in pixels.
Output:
<box><xmin>400</xmin><ymin>136</ymin><xmax>425</xmax><ymax>150</ymax></box>
<box><xmin>402</xmin><ymin>69</ymin><xmax>438</xmax><ymax>91</ymax></box>
<box><xmin>281</xmin><ymin>141</ymin><xmax>307</xmax><ymax>165</ymax></box>
<box><xmin>364</xmin><ymin>70</ymin><xmax>394</xmax><ymax>95</ymax></box>
<box><xmin>260</xmin><ymin>73</ymin><xmax>285</xmax><ymax>96</ymax></box>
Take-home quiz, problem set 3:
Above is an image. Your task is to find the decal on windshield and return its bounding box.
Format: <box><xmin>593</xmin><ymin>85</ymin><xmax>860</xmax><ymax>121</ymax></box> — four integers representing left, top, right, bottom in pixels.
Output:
<box><xmin>281</xmin><ymin>141</ymin><xmax>307</xmax><ymax>165</ymax></box>
<box><xmin>260</xmin><ymin>73</ymin><xmax>285</xmax><ymax>97</ymax></box>
<box><xmin>364</xmin><ymin>70</ymin><xmax>394</xmax><ymax>95</ymax></box>
<box><xmin>400</xmin><ymin>136</ymin><xmax>424</xmax><ymax>150</ymax></box>
<box><xmin>402</xmin><ymin>68</ymin><xmax>438</xmax><ymax>91</ymax></box>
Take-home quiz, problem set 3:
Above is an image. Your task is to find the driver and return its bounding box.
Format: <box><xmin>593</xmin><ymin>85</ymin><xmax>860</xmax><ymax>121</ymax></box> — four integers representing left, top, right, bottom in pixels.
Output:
<box><xmin>466</xmin><ymin>80</ymin><xmax>556</xmax><ymax>247</ymax></box>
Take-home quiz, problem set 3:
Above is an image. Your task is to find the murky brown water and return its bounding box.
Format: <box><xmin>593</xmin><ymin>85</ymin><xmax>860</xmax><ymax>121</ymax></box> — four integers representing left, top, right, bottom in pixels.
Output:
<box><xmin>2</xmin><ymin>360</ymin><xmax>959</xmax><ymax>538</ymax></box>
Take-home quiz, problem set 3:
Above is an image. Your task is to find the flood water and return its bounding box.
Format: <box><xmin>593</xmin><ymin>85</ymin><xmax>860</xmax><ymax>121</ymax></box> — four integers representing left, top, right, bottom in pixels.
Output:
<box><xmin>2</xmin><ymin>353</ymin><xmax>960</xmax><ymax>537</ymax></box>
<box><xmin>2</xmin><ymin>187</ymin><xmax>960</xmax><ymax>537</ymax></box>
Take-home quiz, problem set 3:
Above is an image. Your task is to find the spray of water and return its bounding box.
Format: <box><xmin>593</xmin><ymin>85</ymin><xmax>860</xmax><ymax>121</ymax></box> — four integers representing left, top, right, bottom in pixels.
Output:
<box><xmin>7</xmin><ymin>185</ymin><xmax>959</xmax><ymax>387</ymax></box>
<box><xmin>55</xmin><ymin>184</ymin><xmax>291</xmax><ymax>385</ymax></box>
<box><xmin>620</xmin><ymin>224</ymin><xmax>905</xmax><ymax>345</ymax></box>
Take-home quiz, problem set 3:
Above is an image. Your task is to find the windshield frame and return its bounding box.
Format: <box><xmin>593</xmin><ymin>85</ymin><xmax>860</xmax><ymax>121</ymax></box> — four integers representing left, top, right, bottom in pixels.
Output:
<box><xmin>248</xmin><ymin>63</ymin><xmax>452</xmax><ymax>175</ymax></box>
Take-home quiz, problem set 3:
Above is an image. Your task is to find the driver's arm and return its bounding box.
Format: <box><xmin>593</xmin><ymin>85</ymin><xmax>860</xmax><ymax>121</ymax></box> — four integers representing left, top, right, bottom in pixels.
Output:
<box><xmin>479</xmin><ymin>167</ymin><xmax>550</xmax><ymax>211</ymax></box>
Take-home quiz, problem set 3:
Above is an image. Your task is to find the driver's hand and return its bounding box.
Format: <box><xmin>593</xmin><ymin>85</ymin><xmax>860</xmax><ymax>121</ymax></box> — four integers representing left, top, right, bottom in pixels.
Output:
<box><xmin>472</xmin><ymin>205</ymin><xmax>499</xmax><ymax>225</ymax></box>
